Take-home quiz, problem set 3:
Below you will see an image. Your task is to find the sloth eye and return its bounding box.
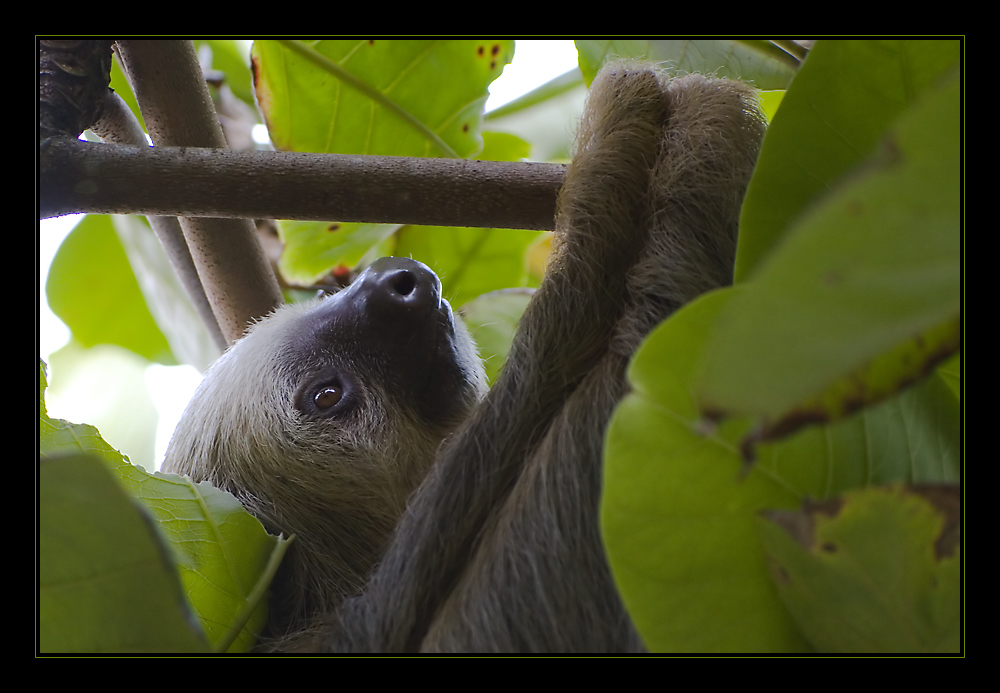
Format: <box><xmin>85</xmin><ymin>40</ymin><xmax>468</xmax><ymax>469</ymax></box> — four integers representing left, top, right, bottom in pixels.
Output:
<box><xmin>314</xmin><ymin>385</ymin><xmax>343</xmax><ymax>410</ymax></box>
<box><xmin>296</xmin><ymin>373</ymin><xmax>357</xmax><ymax>417</ymax></box>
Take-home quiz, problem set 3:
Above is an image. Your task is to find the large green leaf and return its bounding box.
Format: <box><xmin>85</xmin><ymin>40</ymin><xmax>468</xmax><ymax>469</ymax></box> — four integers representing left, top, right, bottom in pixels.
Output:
<box><xmin>251</xmin><ymin>39</ymin><xmax>516</xmax><ymax>282</ymax></box>
<box><xmin>40</xmin><ymin>452</ymin><xmax>209</xmax><ymax>653</ymax></box>
<box><xmin>38</xmin><ymin>362</ymin><xmax>288</xmax><ymax>653</ymax></box>
<box><xmin>737</xmin><ymin>39</ymin><xmax>961</xmax><ymax>279</ymax></box>
<box><xmin>253</xmin><ymin>39</ymin><xmax>511</xmax><ymax>158</ymax></box>
<box><xmin>757</xmin><ymin>485</ymin><xmax>960</xmax><ymax>652</ymax></box>
<box><xmin>114</xmin><ymin>463</ymin><xmax>290</xmax><ymax>653</ymax></box>
<box><xmin>698</xmin><ymin>56</ymin><xmax>960</xmax><ymax>426</ymax></box>
<box><xmin>602</xmin><ymin>291</ymin><xmax>808</xmax><ymax>653</ymax></box>
<box><xmin>603</xmin><ymin>285</ymin><xmax>960</xmax><ymax>652</ymax></box>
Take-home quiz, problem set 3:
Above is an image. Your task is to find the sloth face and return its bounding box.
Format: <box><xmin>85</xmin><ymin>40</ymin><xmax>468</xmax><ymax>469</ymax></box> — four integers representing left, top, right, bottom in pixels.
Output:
<box><xmin>280</xmin><ymin>257</ymin><xmax>486</xmax><ymax>433</ymax></box>
<box><xmin>163</xmin><ymin>257</ymin><xmax>487</xmax><ymax>518</ymax></box>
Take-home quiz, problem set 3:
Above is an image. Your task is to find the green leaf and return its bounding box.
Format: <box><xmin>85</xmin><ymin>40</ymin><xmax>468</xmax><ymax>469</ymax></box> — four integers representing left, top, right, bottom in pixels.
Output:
<box><xmin>602</xmin><ymin>291</ymin><xmax>808</xmax><ymax>653</ymax></box>
<box><xmin>45</xmin><ymin>342</ymin><xmax>159</xmax><ymax>471</ymax></box>
<box><xmin>936</xmin><ymin>353</ymin><xmax>961</xmax><ymax>401</ymax></box>
<box><xmin>113</xmin><ymin>464</ymin><xmax>291</xmax><ymax>653</ymax></box>
<box><xmin>40</xmin><ymin>452</ymin><xmax>209</xmax><ymax>653</ymax></box>
<box><xmin>476</xmin><ymin>129</ymin><xmax>532</xmax><ymax>162</ymax></box>
<box><xmin>460</xmin><ymin>289</ymin><xmax>534</xmax><ymax>385</ymax></box>
<box><xmin>576</xmin><ymin>39</ymin><xmax>799</xmax><ymax>90</ymax></box>
<box><xmin>277</xmin><ymin>219</ymin><xmax>401</xmax><ymax>285</ymax></box>
<box><xmin>603</xmin><ymin>285</ymin><xmax>960</xmax><ymax>652</ymax></box>
<box><xmin>253</xmin><ymin>39</ymin><xmax>513</xmax><ymax>158</ymax></box>
<box><xmin>753</xmin><ymin>372</ymin><xmax>961</xmax><ymax>499</ymax></box>
<box><xmin>698</xmin><ymin>62</ymin><xmax>960</xmax><ymax>427</ymax></box>
<box><xmin>38</xmin><ymin>362</ymin><xmax>288</xmax><ymax>653</ymax></box>
<box><xmin>111</xmin><ymin>215</ymin><xmax>220</xmax><ymax>371</ymax></box>
<box><xmin>737</xmin><ymin>39</ymin><xmax>961</xmax><ymax>279</ymax></box>
<box><xmin>252</xmin><ymin>39</ymin><xmax>516</xmax><ymax>281</ymax></box>
<box><xmin>484</xmin><ymin>72</ymin><xmax>587</xmax><ymax>163</ymax></box>
<box><xmin>46</xmin><ymin>214</ymin><xmax>173</xmax><ymax>364</ymax></box>
<box><xmin>757</xmin><ymin>485</ymin><xmax>960</xmax><ymax>652</ymax></box>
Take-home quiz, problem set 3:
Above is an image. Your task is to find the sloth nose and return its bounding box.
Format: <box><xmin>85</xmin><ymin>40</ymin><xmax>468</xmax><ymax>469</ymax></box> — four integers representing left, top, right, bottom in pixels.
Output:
<box><xmin>356</xmin><ymin>256</ymin><xmax>443</xmax><ymax>319</ymax></box>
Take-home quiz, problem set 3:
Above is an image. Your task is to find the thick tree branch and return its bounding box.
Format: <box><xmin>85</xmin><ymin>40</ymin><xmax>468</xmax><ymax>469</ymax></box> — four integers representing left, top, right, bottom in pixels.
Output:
<box><xmin>38</xmin><ymin>39</ymin><xmax>565</xmax><ymax>350</ymax></box>
<box><xmin>39</xmin><ymin>139</ymin><xmax>566</xmax><ymax>231</ymax></box>
<box><xmin>38</xmin><ymin>39</ymin><xmax>113</xmax><ymax>141</ymax></box>
<box><xmin>113</xmin><ymin>39</ymin><xmax>283</xmax><ymax>345</ymax></box>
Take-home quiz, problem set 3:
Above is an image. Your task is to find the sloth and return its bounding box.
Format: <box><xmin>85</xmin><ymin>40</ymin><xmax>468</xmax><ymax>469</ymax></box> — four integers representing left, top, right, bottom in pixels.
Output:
<box><xmin>162</xmin><ymin>256</ymin><xmax>488</xmax><ymax>638</ymax></box>
<box><xmin>163</xmin><ymin>61</ymin><xmax>765</xmax><ymax>652</ymax></box>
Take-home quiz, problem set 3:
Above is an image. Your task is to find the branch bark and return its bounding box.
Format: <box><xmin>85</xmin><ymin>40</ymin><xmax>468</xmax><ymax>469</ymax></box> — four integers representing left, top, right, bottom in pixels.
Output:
<box><xmin>39</xmin><ymin>139</ymin><xmax>566</xmax><ymax>231</ymax></box>
<box><xmin>38</xmin><ymin>39</ymin><xmax>113</xmax><ymax>141</ymax></box>
<box><xmin>38</xmin><ymin>39</ymin><xmax>567</xmax><ymax>347</ymax></box>
<box><xmin>112</xmin><ymin>40</ymin><xmax>283</xmax><ymax>345</ymax></box>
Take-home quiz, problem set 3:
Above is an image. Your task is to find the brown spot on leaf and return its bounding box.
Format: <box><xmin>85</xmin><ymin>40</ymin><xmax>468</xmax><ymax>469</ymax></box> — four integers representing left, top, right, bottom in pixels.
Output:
<box><xmin>882</xmin><ymin>137</ymin><xmax>902</xmax><ymax>164</ymax></box>
<box><xmin>907</xmin><ymin>484</ymin><xmax>961</xmax><ymax>560</ymax></box>
<box><xmin>761</xmin><ymin>497</ymin><xmax>844</xmax><ymax>551</ymax></box>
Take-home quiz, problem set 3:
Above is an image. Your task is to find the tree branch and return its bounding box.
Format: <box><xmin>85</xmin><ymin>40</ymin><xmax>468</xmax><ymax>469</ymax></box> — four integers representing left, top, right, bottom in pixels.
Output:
<box><xmin>90</xmin><ymin>88</ymin><xmax>228</xmax><ymax>353</ymax></box>
<box><xmin>38</xmin><ymin>39</ymin><xmax>565</xmax><ymax>349</ymax></box>
<box><xmin>38</xmin><ymin>39</ymin><xmax>113</xmax><ymax>141</ymax></box>
<box><xmin>39</xmin><ymin>139</ymin><xmax>566</xmax><ymax>231</ymax></box>
<box><xmin>113</xmin><ymin>39</ymin><xmax>283</xmax><ymax>345</ymax></box>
